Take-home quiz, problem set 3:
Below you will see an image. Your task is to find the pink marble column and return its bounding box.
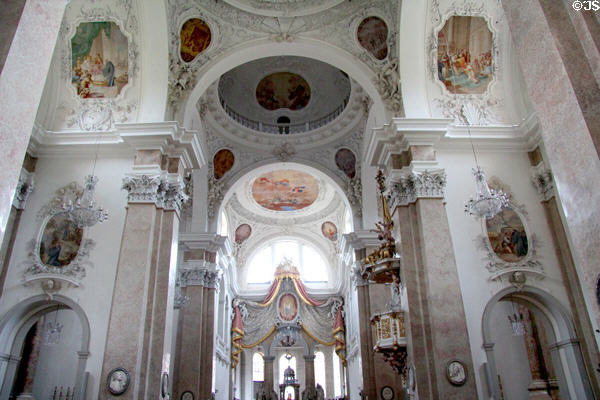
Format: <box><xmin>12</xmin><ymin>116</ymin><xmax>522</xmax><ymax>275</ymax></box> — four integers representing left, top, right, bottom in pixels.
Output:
<box><xmin>355</xmin><ymin>268</ymin><xmax>377</xmax><ymax>400</ymax></box>
<box><xmin>0</xmin><ymin>0</ymin><xmax>67</xmax><ymax>248</ymax></box>
<box><xmin>304</xmin><ymin>355</ymin><xmax>316</xmax><ymax>393</ymax></box>
<box><xmin>501</xmin><ymin>0</ymin><xmax>600</xmax><ymax>330</ymax></box>
<box><xmin>264</xmin><ymin>355</ymin><xmax>276</xmax><ymax>399</ymax></box>
<box><xmin>528</xmin><ymin>149</ymin><xmax>600</xmax><ymax>393</ymax></box>
<box><xmin>391</xmin><ymin>168</ymin><xmax>477</xmax><ymax>399</ymax></box>
<box><xmin>100</xmin><ymin>152</ymin><xmax>186</xmax><ymax>399</ymax></box>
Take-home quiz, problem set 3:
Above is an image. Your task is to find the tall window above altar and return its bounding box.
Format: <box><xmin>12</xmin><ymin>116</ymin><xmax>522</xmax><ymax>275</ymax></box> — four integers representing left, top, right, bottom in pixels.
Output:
<box><xmin>252</xmin><ymin>353</ymin><xmax>264</xmax><ymax>382</ymax></box>
<box><xmin>247</xmin><ymin>240</ymin><xmax>328</xmax><ymax>284</ymax></box>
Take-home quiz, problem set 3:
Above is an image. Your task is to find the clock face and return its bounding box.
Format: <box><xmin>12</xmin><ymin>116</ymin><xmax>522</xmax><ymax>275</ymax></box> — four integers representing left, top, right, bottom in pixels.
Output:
<box><xmin>381</xmin><ymin>386</ymin><xmax>394</xmax><ymax>400</ymax></box>
<box><xmin>446</xmin><ymin>360</ymin><xmax>467</xmax><ymax>386</ymax></box>
<box><xmin>107</xmin><ymin>368</ymin><xmax>130</xmax><ymax>396</ymax></box>
<box><xmin>181</xmin><ymin>391</ymin><xmax>194</xmax><ymax>400</ymax></box>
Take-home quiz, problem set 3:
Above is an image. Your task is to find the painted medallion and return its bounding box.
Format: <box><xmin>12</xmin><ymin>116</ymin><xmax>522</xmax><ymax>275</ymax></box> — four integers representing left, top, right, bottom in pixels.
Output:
<box><xmin>256</xmin><ymin>72</ymin><xmax>311</xmax><ymax>111</ymax></box>
<box><xmin>71</xmin><ymin>22</ymin><xmax>129</xmax><ymax>98</ymax></box>
<box><xmin>39</xmin><ymin>213</ymin><xmax>83</xmax><ymax>267</ymax></box>
<box><xmin>213</xmin><ymin>149</ymin><xmax>235</xmax><ymax>179</ymax></box>
<box><xmin>485</xmin><ymin>208</ymin><xmax>528</xmax><ymax>263</ymax></box>
<box><xmin>437</xmin><ymin>16</ymin><xmax>493</xmax><ymax>94</ymax></box>
<box><xmin>357</xmin><ymin>17</ymin><xmax>388</xmax><ymax>60</ymax></box>
<box><xmin>321</xmin><ymin>221</ymin><xmax>338</xmax><ymax>242</ymax></box>
<box><xmin>234</xmin><ymin>224</ymin><xmax>252</xmax><ymax>244</ymax></box>
<box><xmin>252</xmin><ymin>170</ymin><xmax>319</xmax><ymax>212</ymax></box>
<box><xmin>180</xmin><ymin>18</ymin><xmax>211</xmax><ymax>62</ymax></box>
<box><xmin>335</xmin><ymin>148</ymin><xmax>356</xmax><ymax>179</ymax></box>
<box><xmin>278</xmin><ymin>293</ymin><xmax>298</xmax><ymax>322</ymax></box>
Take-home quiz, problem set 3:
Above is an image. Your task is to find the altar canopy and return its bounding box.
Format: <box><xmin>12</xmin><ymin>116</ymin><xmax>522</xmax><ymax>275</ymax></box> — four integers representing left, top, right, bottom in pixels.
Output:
<box><xmin>231</xmin><ymin>260</ymin><xmax>346</xmax><ymax>368</ymax></box>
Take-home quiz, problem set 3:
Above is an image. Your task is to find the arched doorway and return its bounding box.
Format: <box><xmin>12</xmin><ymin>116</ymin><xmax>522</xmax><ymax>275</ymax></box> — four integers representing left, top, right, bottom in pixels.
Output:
<box><xmin>482</xmin><ymin>286</ymin><xmax>594</xmax><ymax>399</ymax></box>
<box><xmin>0</xmin><ymin>295</ymin><xmax>90</xmax><ymax>399</ymax></box>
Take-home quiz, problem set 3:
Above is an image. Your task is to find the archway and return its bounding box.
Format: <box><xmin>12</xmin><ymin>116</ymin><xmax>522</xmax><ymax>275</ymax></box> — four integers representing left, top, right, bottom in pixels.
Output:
<box><xmin>0</xmin><ymin>295</ymin><xmax>90</xmax><ymax>400</ymax></box>
<box><xmin>481</xmin><ymin>286</ymin><xmax>594</xmax><ymax>399</ymax></box>
<box><xmin>181</xmin><ymin>38</ymin><xmax>390</xmax><ymax>130</ymax></box>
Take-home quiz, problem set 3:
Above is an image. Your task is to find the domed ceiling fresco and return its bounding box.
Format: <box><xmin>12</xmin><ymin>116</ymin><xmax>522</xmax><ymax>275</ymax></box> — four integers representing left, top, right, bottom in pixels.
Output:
<box><xmin>218</xmin><ymin>56</ymin><xmax>350</xmax><ymax>127</ymax></box>
<box><xmin>251</xmin><ymin>170</ymin><xmax>319</xmax><ymax>211</ymax></box>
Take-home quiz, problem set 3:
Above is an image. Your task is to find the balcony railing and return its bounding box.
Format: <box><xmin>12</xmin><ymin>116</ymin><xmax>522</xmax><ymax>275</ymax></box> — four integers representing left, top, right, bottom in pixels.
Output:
<box><xmin>219</xmin><ymin>97</ymin><xmax>349</xmax><ymax>135</ymax></box>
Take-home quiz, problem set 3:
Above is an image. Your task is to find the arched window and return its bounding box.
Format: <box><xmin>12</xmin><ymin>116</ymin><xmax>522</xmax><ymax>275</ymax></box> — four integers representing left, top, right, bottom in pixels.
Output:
<box><xmin>333</xmin><ymin>350</ymin><xmax>342</xmax><ymax>397</ymax></box>
<box><xmin>253</xmin><ymin>353</ymin><xmax>264</xmax><ymax>382</ymax></box>
<box><xmin>279</xmin><ymin>354</ymin><xmax>297</xmax><ymax>384</ymax></box>
<box><xmin>247</xmin><ymin>240</ymin><xmax>328</xmax><ymax>284</ymax></box>
<box><xmin>315</xmin><ymin>351</ymin><xmax>326</xmax><ymax>394</ymax></box>
<box><xmin>218</xmin><ymin>210</ymin><xmax>229</xmax><ymax>236</ymax></box>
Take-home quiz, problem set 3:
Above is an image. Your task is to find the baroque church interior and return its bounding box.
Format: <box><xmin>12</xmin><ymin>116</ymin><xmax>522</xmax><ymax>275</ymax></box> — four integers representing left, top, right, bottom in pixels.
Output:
<box><xmin>0</xmin><ymin>0</ymin><xmax>598</xmax><ymax>399</ymax></box>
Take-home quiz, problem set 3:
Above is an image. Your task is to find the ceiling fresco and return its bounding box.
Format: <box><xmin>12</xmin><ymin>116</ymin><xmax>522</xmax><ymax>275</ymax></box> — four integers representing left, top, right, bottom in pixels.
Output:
<box><xmin>251</xmin><ymin>170</ymin><xmax>319</xmax><ymax>211</ymax></box>
<box><xmin>256</xmin><ymin>72</ymin><xmax>311</xmax><ymax>111</ymax></box>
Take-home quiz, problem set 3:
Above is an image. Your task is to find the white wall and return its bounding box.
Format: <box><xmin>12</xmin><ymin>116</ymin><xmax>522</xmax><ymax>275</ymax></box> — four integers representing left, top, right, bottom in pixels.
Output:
<box><xmin>0</xmin><ymin>152</ymin><xmax>132</xmax><ymax>399</ymax></box>
<box><xmin>438</xmin><ymin>148</ymin><xmax>570</xmax><ymax>399</ymax></box>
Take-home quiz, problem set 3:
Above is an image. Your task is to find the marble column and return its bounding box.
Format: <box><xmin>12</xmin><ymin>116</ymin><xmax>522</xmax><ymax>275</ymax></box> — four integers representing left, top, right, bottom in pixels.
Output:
<box><xmin>0</xmin><ymin>0</ymin><xmax>68</xmax><ymax>248</ymax></box>
<box><xmin>519</xmin><ymin>307</ymin><xmax>552</xmax><ymax>399</ymax></box>
<box><xmin>264</xmin><ymin>356</ymin><xmax>276</xmax><ymax>399</ymax></box>
<box><xmin>324</xmin><ymin>347</ymin><xmax>334</xmax><ymax>398</ymax></box>
<box><xmin>172</xmin><ymin>234</ymin><xmax>225</xmax><ymax>400</ymax></box>
<box><xmin>16</xmin><ymin>320</ymin><xmax>42</xmax><ymax>399</ymax></box>
<box><xmin>0</xmin><ymin>154</ymin><xmax>35</xmax><ymax>297</ymax></box>
<box><xmin>99</xmin><ymin>151</ymin><xmax>187</xmax><ymax>399</ymax></box>
<box><xmin>390</xmin><ymin>166</ymin><xmax>478</xmax><ymax>400</ymax></box>
<box><xmin>355</xmin><ymin>276</ymin><xmax>377</xmax><ymax>400</ymax></box>
<box><xmin>304</xmin><ymin>355</ymin><xmax>316</xmax><ymax>394</ymax></box>
<box><xmin>528</xmin><ymin>151</ymin><xmax>600</xmax><ymax>393</ymax></box>
<box><xmin>501</xmin><ymin>0</ymin><xmax>600</xmax><ymax>331</ymax></box>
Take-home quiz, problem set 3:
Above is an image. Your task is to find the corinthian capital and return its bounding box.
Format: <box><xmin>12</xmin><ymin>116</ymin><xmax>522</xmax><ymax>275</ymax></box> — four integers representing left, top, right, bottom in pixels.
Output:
<box><xmin>162</xmin><ymin>174</ymin><xmax>190</xmax><ymax>215</ymax></box>
<box><xmin>122</xmin><ymin>174</ymin><xmax>162</xmax><ymax>204</ymax></box>
<box><xmin>388</xmin><ymin>169</ymin><xmax>446</xmax><ymax>207</ymax></box>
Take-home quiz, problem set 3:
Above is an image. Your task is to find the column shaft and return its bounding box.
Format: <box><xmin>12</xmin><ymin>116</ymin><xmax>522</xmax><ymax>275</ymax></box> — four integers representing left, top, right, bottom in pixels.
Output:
<box><xmin>0</xmin><ymin>0</ymin><xmax>67</xmax><ymax>247</ymax></box>
<box><xmin>356</xmin><ymin>284</ymin><xmax>377</xmax><ymax>400</ymax></box>
<box><xmin>397</xmin><ymin>199</ymin><xmax>478</xmax><ymax>399</ymax></box>
<box><xmin>501</xmin><ymin>0</ymin><xmax>600</xmax><ymax>331</ymax></box>
<box><xmin>200</xmin><ymin>286</ymin><xmax>217</xmax><ymax>400</ymax></box>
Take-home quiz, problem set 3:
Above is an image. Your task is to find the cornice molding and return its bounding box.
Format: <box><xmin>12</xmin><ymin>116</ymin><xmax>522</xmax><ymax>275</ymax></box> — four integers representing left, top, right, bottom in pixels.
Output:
<box><xmin>28</xmin><ymin>122</ymin><xmax>205</xmax><ymax>169</ymax></box>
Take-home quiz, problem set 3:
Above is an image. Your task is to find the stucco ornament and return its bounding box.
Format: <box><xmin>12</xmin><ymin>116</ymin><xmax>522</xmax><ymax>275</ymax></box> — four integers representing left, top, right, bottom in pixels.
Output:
<box><xmin>169</xmin><ymin>59</ymin><xmax>197</xmax><ymax>110</ymax></box>
<box><xmin>475</xmin><ymin>197</ymin><xmax>545</xmax><ymax>287</ymax></box>
<box><xmin>58</xmin><ymin>2</ymin><xmax>140</xmax><ymax>128</ymax></box>
<box><xmin>207</xmin><ymin>174</ymin><xmax>226</xmax><ymax>219</ymax></box>
<box><xmin>122</xmin><ymin>174</ymin><xmax>163</xmax><ymax>204</ymax></box>
<box><xmin>78</xmin><ymin>99</ymin><xmax>115</xmax><ymax>131</ymax></box>
<box><xmin>428</xmin><ymin>0</ymin><xmax>505</xmax><ymax>125</ymax></box>
<box><xmin>167</xmin><ymin>0</ymin><xmax>399</xmax><ymax>116</ymax></box>
<box><xmin>13</xmin><ymin>169</ymin><xmax>35</xmax><ymax>211</ymax></box>
<box><xmin>387</xmin><ymin>170</ymin><xmax>447</xmax><ymax>208</ymax></box>
<box><xmin>272</xmin><ymin>142</ymin><xmax>297</xmax><ymax>162</ymax></box>
<box><xmin>373</xmin><ymin>58</ymin><xmax>403</xmax><ymax>114</ymax></box>
<box><xmin>24</xmin><ymin>183</ymin><xmax>96</xmax><ymax>287</ymax></box>
<box><xmin>530</xmin><ymin>163</ymin><xmax>554</xmax><ymax>202</ymax></box>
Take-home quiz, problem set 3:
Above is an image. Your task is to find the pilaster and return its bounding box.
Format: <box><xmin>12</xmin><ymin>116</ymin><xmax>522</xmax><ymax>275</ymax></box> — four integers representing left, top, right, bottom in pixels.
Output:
<box><xmin>172</xmin><ymin>234</ymin><xmax>226</xmax><ymax>400</ymax></box>
<box><xmin>99</xmin><ymin>152</ymin><xmax>187</xmax><ymax>399</ymax></box>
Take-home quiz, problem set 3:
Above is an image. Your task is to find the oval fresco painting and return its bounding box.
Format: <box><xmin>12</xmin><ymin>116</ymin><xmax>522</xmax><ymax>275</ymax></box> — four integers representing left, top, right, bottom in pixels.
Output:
<box><xmin>71</xmin><ymin>22</ymin><xmax>129</xmax><ymax>99</ymax></box>
<box><xmin>180</xmin><ymin>18</ymin><xmax>211</xmax><ymax>63</ymax></box>
<box><xmin>234</xmin><ymin>224</ymin><xmax>252</xmax><ymax>244</ymax></box>
<box><xmin>485</xmin><ymin>208</ymin><xmax>528</xmax><ymax>263</ymax></box>
<box><xmin>321</xmin><ymin>221</ymin><xmax>338</xmax><ymax>242</ymax></box>
<box><xmin>252</xmin><ymin>170</ymin><xmax>319</xmax><ymax>212</ymax></box>
<box><xmin>213</xmin><ymin>149</ymin><xmax>235</xmax><ymax>179</ymax></box>
<box><xmin>278</xmin><ymin>293</ymin><xmax>298</xmax><ymax>322</ymax></box>
<box><xmin>335</xmin><ymin>148</ymin><xmax>356</xmax><ymax>179</ymax></box>
<box><xmin>256</xmin><ymin>72</ymin><xmax>311</xmax><ymax>111</ymax></box>
<box><xmin>39</xmin><ymin>213</ymin><xmax>83</xmax><ymax>267</ymax></box>
<box><xmin>437</xmin><ymin>16</ymin><xmax>493</xmax><ymax>94</ymax></box>
<box><xmin>357</xmin><ymin>17</ymin><xmax>388</xmax><ymax>60</ymax></box>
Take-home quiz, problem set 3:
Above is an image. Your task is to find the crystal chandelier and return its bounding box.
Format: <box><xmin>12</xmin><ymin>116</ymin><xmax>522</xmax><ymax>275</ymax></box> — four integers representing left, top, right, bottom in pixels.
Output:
<box><xmin>63</xmin><ymin>133</ymin><xmax>108</xmax><ymax>228</ymax></box>
<box><xmin>462</xmin><ymin>107</ymin><xmax>509</xmax><ymax>219</ymax></box>
<box><xmin>43</xmin><ymin>306</ymin><xmax>63</xmax><ymax>346</ymax></box>
<box><xmin>64</xmin><ymin>175</ymin><xmax>108</xmax><ymax>228</ymax></box>
<box><xmin>507</xmin><ymin>300</ymin><xmax>525</xmax><ymax>336</ymax></box>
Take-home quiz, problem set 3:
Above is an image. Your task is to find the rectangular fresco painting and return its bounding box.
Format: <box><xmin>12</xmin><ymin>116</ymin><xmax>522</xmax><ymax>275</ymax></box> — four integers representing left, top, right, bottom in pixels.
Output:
<box><xmin>437</xmin><ymin>16</ymin><xmax>493</xmax><ymax>94</ymax></box>
<box><xmin>71</xmin><ymin>21</ymin><xmax>129</xmax><ymax>98</ymax></box>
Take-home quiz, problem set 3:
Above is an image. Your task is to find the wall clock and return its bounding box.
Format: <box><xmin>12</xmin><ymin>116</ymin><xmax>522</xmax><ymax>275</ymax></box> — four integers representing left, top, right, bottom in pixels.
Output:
<box><xmin>446</xmin><ymin>360</ymin><xmax>467</xmax><ymax>386</ymax></box>
<box><xmin>181</xmin><ymin>391</ymin><xmax>194</xmax><ymax>400</ymax></box>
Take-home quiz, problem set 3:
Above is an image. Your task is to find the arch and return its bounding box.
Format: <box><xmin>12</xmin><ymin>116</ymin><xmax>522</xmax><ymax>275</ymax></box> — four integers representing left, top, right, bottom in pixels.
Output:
<box><xmin>481</xmin><ymin>286</ymin><xmax>594</xmax><ymax>400</ymax></box>
<box><xmin>0</xmin><ymin>294</ymin><xmax>91</xmax><ymax>399</ymax></box>
<box><xmin>181</xmin><ymin>38</ymin><xmax>389</xmax><ymax>129</ymax></box>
